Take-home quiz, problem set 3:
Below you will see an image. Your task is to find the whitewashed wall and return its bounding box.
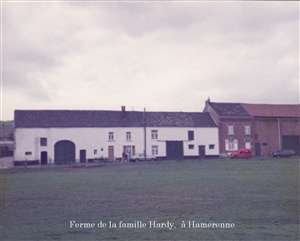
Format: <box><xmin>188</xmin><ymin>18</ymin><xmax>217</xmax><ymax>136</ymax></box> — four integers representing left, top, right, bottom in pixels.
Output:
<box><xmin>147</xmin><ymin>127</ymin><xmax>219</xmax><ymax>157</ymax></box>
<box><xmin>14</xmin><ymin>126</ymin><xmax>219</xmax><ymax>163</ymax></box>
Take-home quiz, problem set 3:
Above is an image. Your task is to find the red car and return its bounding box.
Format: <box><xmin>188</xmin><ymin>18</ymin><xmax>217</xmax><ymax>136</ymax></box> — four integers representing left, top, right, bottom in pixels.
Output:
<box><xmin>229</xmin><ymin>148</ymin><xmax>252</xmax><ymax>159</ymax></box>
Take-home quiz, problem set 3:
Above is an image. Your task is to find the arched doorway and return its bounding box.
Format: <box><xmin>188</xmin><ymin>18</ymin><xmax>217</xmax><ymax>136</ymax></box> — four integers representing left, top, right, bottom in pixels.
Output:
<box><xmin>54</xmin><ymin>140</ymin><xmax>75</xmax><ymax>164</ymax></box>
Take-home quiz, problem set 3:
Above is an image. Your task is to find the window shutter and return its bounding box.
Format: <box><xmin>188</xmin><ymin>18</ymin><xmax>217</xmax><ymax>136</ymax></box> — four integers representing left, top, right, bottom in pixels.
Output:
<box><xmin>225</xmin><ymin>139</ymin><xmax>229</xmax><ymax>151</ymax></box>
<box><xmin>234</xmin><ymin>139</ymin><xmax>238</xmax><ymax>150</ymax></box>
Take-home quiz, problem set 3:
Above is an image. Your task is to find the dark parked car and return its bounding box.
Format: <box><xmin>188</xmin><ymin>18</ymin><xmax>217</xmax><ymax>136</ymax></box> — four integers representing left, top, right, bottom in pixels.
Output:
<box><xmin>272</xmin><ymin>149</ymin><xmax>295</xmax><ymax>157</ymax></box>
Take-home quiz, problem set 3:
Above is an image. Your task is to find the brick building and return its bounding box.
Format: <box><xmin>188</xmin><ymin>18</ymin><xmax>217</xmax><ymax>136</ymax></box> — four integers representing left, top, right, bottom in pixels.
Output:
<box><xmin>242</xmin><ymin>104</ymin><xmax>300</xmax><ymax>156</ymax></box>
<box><xmin>203</xmin><ymin>99</ymin><xmax>254</xmax><ymax>155</ymax></box>
<box><xmin>204</xmin><ymin>99</ymin><xmax>300</xmax><ymax>156</ymax></box>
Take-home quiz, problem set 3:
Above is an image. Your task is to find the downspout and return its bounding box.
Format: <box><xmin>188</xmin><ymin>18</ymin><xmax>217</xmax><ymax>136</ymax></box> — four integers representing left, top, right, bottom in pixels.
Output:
<box><xmin>277</xmin><ymin>118</ymin><xmax>281</xmax><ymax>150</ymax></box>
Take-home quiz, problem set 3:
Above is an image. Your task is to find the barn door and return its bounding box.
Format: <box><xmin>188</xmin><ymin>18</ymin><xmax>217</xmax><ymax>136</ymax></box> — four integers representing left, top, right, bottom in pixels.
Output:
<box><xmin>54</xmin><ymin>140</ymin><xmax>75</xmax><ymax>164</ymax></box>
<box><xmin>166</xmin><ymin>141</ymin><xmax>183</xmax><ymax>160</ymax></box>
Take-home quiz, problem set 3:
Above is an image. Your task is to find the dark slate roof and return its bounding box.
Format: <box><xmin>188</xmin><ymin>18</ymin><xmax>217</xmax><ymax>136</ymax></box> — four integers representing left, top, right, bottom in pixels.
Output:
<box><xmin>209</xmin><ymin>102</ymin><xmax>251</xmax><ymax>117</ymax></box>
<box><xmin>14</xmin><ymin>110</ymin><xmax>217</xmax><ymax>128</ymax></box>
<box><xmin>0</xmin><ymin>124</ymin><xmax>13</xmax><ymax>138</ymax></box>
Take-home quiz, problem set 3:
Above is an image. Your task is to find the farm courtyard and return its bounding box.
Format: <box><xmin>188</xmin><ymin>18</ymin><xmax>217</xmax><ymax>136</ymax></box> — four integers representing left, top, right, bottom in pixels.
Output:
<box><xmin>1</xmin><ymin>158</ymin><xmax>299</xmax><ymax>240</ymax></box>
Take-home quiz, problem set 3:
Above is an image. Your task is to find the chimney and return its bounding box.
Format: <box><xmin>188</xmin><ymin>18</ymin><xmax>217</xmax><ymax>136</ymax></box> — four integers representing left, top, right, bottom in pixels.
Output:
<box><xmin>204</xmin><ymin>97</ymin><xmax>211</xmax><ymax>112</ymax></box>
<box><xmin>121</xmin><ymin>106</ymin><xmax>126</xmax><ymax>112</ymax></box>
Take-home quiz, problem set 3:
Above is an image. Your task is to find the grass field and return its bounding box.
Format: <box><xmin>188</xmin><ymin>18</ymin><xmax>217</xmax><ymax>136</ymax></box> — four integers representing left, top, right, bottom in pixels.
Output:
<box><xmin>1</xmin><ymin>158</ymin><xmax>299</xmax><ymax>241</ymax></box>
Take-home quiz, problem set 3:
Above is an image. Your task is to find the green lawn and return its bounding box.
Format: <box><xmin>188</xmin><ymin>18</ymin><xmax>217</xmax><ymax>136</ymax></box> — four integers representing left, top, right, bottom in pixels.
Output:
<box><xmin>1</xmin><ymin>158</ymin><xmax>299</xmax><ymax>240</ymax></box>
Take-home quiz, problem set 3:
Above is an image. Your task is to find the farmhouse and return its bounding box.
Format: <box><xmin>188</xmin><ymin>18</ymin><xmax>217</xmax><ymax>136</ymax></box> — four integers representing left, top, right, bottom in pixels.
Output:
<box><xmin>14</xmin><ymin>107</ymin><xmax>219</xmax><ymax>165</ymax></box>
<box><xmin>204</xmin><ymin>98</ymin><xmax>300</xmax><ymax>156</ymax></box>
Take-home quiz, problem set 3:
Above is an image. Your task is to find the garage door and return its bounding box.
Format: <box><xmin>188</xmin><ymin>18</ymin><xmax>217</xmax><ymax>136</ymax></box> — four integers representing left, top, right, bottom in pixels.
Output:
<box><xmin>282</xmin><ymin>135</ymin><xmax>300</xmax><ymax>155</ymax></box>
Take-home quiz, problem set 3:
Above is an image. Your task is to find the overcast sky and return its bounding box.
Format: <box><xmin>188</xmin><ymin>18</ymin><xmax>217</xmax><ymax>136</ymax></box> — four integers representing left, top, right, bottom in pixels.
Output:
<box><xmin>1</xmin><ymin>1</ymin><xmax>299</xmax><ymax>120</ymax></box>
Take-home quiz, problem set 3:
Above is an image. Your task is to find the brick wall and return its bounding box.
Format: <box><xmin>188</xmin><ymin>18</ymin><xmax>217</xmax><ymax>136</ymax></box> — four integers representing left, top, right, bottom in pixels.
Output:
<box><xmin>253</xmin><ymin>117</ymin><xmax>300</xmax><ymax>156</ymax></box>
<box><xmin>218</xmin><ymin>117</ymin><xmax>254</xmax><ymax>154</ymax></box>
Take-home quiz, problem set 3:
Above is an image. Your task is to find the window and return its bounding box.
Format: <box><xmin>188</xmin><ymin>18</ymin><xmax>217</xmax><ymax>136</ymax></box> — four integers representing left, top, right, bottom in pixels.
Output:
<box><xmin>225</xmin><ymin>139</ymin><xmax>238</xmax><ymax>151</ymax></box>
<box><xmin>188</xmin><ymin>131</ymin><xmax>194</xmax><ymax>141</ymax></box>
<box><xmin>124</xmin><ymin>146</ymin><xmax>135</xmax><ymax>155</ymax></box>
<box><xmin>40</xmin><ymin>138</ymin><xmax>47</xmax><ymax>146</ymax></box>
<box><xmin>152</xmin><ymin>145</ymin><xmax>158</xmax><ymax>155</ymax></box>
<box><xmin>209</xmin><ymin>144</ymin><xmax>215</xmax><ymax>149</ymax></box>
<box><xmin>94</xmin><ymin>149</ymin><xmax>97</xmax><ymax>154</ymax></box>
<box><xmin>151</xmin><ymin>130</ymin><xmax>158</xmax><ymax>140</ymax></box>
<box><xmin>244</xmin><ymin>123</ymin><xmax>251</xmax><ymax>135</ymax></box>
<box><xmin>245</xmin><ymin>142</ymin><xmax>251</xmax><ymax>149</ymax></box>
<box><xmin>108</xmin><ymin>132</ymin><xmax>114</xmax><ymax>141</ymax></box>
<box><xmin>126</xmin><ymin>132</ymin><xmax>131</xmax><ymax>140</ymax></box>
<box><xmin>25</xmin><ymin>152</ymin><xmax>32</xmax><ymax>155</ymax></box>
<box><xmin>188</xmin><ymin>144</ymin><xmax>194</xmax><ymax>149</ymax></box>
<box><xmin>227</xmin><ymin>124</ymin><xmax>234</xmax><ymax>135</ymax></box>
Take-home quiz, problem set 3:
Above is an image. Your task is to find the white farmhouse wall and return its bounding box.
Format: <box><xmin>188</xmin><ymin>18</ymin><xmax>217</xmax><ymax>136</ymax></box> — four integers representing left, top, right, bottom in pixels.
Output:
<box><xmin>146</xmin><ymin>127</ymin><xmax>219</xmax><ymax>157</ymax></box>
<box><xmin>14</xmin><ymin>126</ymin><xmax>219</xmax><ymax>164</ymax></box>
<box><xmin>14</xmin><ymin>127</ymin><xmax>144</xmax><ymax>163</ymax></box>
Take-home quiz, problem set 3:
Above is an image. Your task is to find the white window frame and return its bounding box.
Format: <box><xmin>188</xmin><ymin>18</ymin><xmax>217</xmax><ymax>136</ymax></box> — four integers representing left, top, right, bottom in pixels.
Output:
<box><xmin>108</xmin><ymin>132</ymin><xmax>114</xmax><ymax>141</ymax></box>
<box><xmin>125</xmin><ymin>146</ymin><xmax>133</xmax><ymax>154</ymax></box>
<box><xmin>244</xmin><ymin>123</ymin><xmax>251</xmax><ymax>135</ymax></box>
<box><xmin>151</xmin><ymin>130</ymin><xmax>158</xmax><ymax>140</ymax></box>
<box><xmin>152</xmin><ymin>145</ymin><xmax>158</xmax><ymax>155</ymax></box>
<box><xmin>126</xmin><ymin>132</ymin><xmax>131</xmax><ymax>140</ymax></box>
<box><xmin>245</xmin><ymin>141</ymin><xmax>251</xmax><ymax>149</ymax></box>
<box><xmin>225</xmin><ymin>139</ymin><xmax>238</xmax><ymax>151</ymax></box>
<box><xmin>227</xmin><ymin>123</ymin><xmax>234</xmax><ymax>135</ymax></box>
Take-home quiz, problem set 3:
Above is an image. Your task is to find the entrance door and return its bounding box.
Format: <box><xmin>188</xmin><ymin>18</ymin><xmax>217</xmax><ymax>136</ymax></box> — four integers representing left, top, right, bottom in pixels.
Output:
<box><xmin>41</xmin><ymin>151</ymin><xmax>48</xmax><ymax>165</ymax></box>
<box><xmin>166</xmin><ymin>141</ymin><xmax>183</xmax><ymax>160</ymax></box>
<box><xmin>54</xmin><ymin>140</ymin><xmax>76</xmax><ymax>164</ymax></box>
<box><xmin>108</xmin><ymin>146</ymin><xmax>114</xmax><ymax>161</ymax></box>
<box><xmin>255</xmin><ymin>143</ymin><xmax>261</xmax><ymax>156</ymax></box>
<box><xmin>198</xmin><ymin>145</ymin><xmax>206</xmax><ymax>159</ymax></box>
<box><xmin>80</xmin><ymin>150</ymin><xmax>86</xmax><ymax>163</ymax></box>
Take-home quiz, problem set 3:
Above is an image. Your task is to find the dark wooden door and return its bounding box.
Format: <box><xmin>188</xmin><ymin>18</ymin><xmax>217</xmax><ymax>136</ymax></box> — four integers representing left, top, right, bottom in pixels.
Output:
<box><xmin>255</xmin><ymin>143</ymin><xmax>261</xmax><ymax>156</ymax></box>
<box><xmin>54</xmin><ymin>140</ymin><xmax>75</xmax><ymax>164</ymax></box>
<box><xmin>41</xmin><ymin>151</ymin><xmax>48</xmax><ymax>165</ymax></box>
<box><xmin>198</xmin><ymin>145</ymin><xmax>206</xmax><ymax>159</ymax></box>
<box><xmin>80</xmin><ymin>150</ymin><xmax>86</xmax><ymax>163</ymax></box>
<box><xmin>166</xmin><ymin>141</ymin><xmax>183</xmax><ymax>160</ymax></box>
<box><xmin>108</xmin><ymin>146</ymin><xmax>114</xmax><ymax>161</ymax></box>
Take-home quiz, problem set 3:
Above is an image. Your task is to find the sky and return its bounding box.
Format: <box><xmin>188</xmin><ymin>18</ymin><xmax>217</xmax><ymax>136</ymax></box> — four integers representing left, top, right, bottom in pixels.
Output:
<box><xmin>1</xmin><ymin>1</ymin><xmax>299</xmax><ymax>120</ymax></box>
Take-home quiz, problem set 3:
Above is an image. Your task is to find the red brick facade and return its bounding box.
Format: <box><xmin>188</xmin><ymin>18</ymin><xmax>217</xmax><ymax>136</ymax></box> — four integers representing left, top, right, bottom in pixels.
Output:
<box><xmin>218</xmin><ymin>117</ymin><xmax>254</xmax><ymax>154</ymax></box>
<box><xmin>253</xmin><ymin>117</ymin><xmax>300</xmax><ymax>155</ymax></box>
<box><xmin>204</xmin><ymin>99</ymin><xmax>300</xmax><ymax>156</ymax></box>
